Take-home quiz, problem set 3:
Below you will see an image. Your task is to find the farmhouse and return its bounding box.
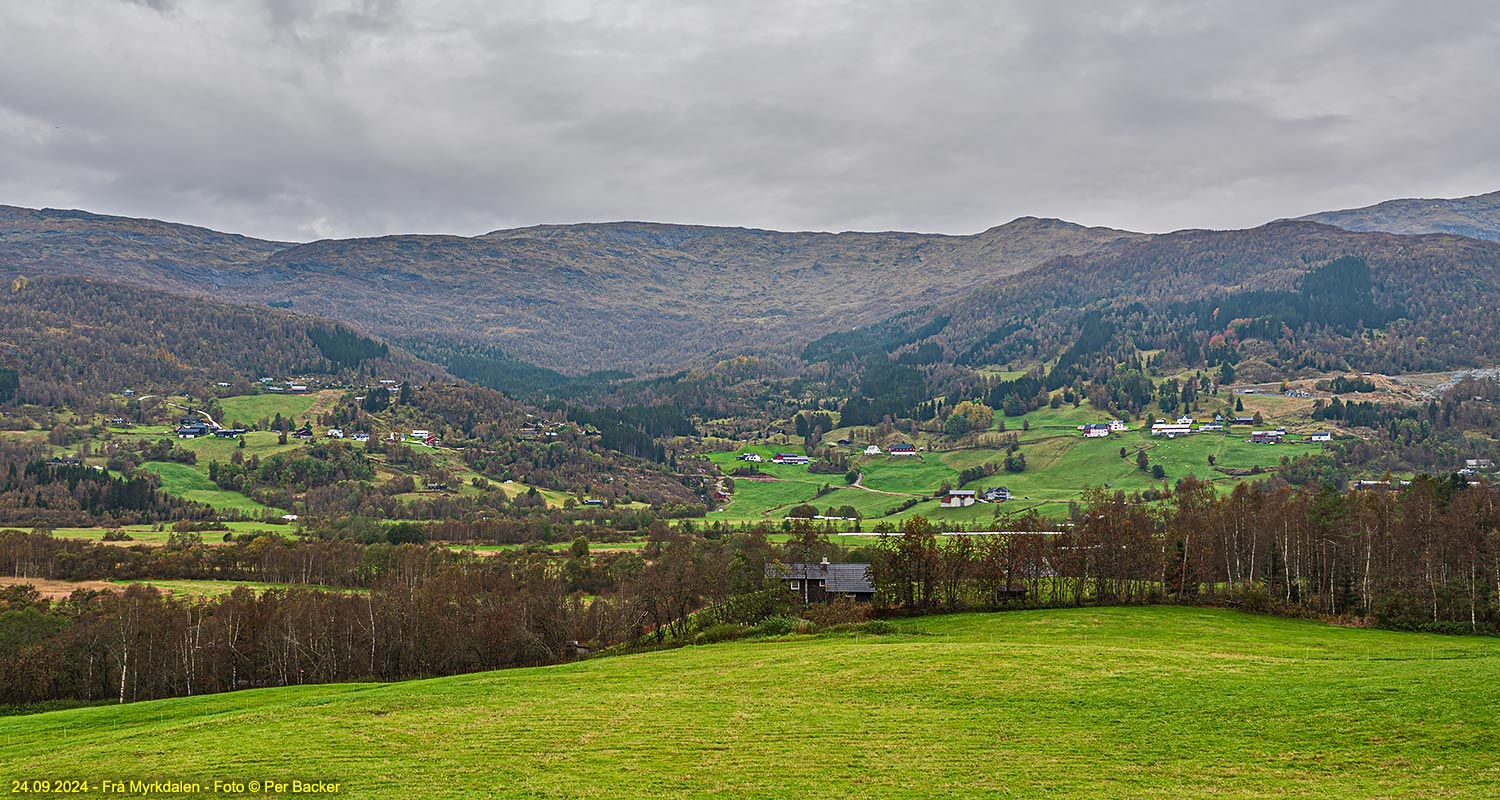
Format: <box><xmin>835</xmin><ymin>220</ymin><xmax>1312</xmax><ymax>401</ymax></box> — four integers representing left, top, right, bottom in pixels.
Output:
<box><xmin>1151</xmin><ymin>422</ymin><xmax>1193</xmax><ymax>437</ymax></box>
<box><xmin>214</xmin><ymin>428</ymin><xmax>248</xmax><ymax>438</ymax></box>
<box><xmin>1466</xmin><ymin>459</ymin><xmax>1496</xmax><ymax>472</ymax></box>
<box><xmin>1309</xmin><ymin>431</ymin><xmax>1332</xmax><ymax>442</ymax></box>
<box><xmin>940</xmin><ymin>489</ymin><xmax>978</xmax><ymax>508</ymax></box>
<box><xmin>410</xmin><ymin>430</ymin><xmax>430</xmax><ymax>439</ymax></box>
<box><xmin>327</xmin><ymin>428</ymin><xmax>344</xmax><ymax>438</ymax></box>
<box><xmin>1081</xmin><ymin>423</ymin><xmax>1110</xmax><ymax>438</ymax></box>
<box><xmin>1249</xmin><ymin>431</ymin><xmax>1283</xmax><ymax>444</ymax></box>
<box><xmin>772</xmin><ymin>452</ymin><xmax>810</xmax><ymax>465</ymax></box>
<box><xmin>888</xmin><ymin>443</ymin><xmax>918</xmax><ymax>456</ymax></box>
<box><xmin>864</xmin><ymin>445</ymin><xmax>882</xmax><ymax>455</ymax></box>
<box><xmin>737</xmin><ymin>453</ymin><xmax>763</xmax><ymax>462</ymax></box>
<box><xmin>836</xmin><ymin>438</ymin><xmax>853</xmax><ymax>446</ymax></box>
<box><xmin>981</xmin><ymin>486</ymin><xmax>1012</xmax><ymax>502</ymax></box>
<box><xmin>1233</xmin><ymin>417</ymin><xmax>1256</xmax><ymax>426</ymax></box>
<box><xmin>768</xmin><ymin>558</ymin><xmax>875</xmax><ymax>603</ymax></box>
<box><xmin>175</xmin><ymin>422</ymin><xmax>211</xmax><ymax>439</ymax></box>
<box><xmin>1108</xmin><ymin>420</ymin><xmax>1129</xmax><ymax>432</ymax></box>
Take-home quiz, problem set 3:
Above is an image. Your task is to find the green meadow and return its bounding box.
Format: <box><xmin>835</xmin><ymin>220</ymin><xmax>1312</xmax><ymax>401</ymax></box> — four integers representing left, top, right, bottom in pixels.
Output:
<box><xmin>45</xmin><ymin>521</ymin><xmax>292</xmax><ymax>545</ymax></box>
<box><xmin>138</xmin><ymin>462</ymin><xmax>282</xmax><ymax>515</ymax></box>
<box><xmin>2</xmin><ymin>607</ymin><xmax>1495</xmax><ymax>798</ymax></box>
<box><xmin>109</xmin><ymin>579</ymin><xmax>368</xmax><ymax>597</ymax></box>
<box><xmin>216</xmin><ymin>393</ymin><xmax>320</xmax><ymax>426</ymax></box>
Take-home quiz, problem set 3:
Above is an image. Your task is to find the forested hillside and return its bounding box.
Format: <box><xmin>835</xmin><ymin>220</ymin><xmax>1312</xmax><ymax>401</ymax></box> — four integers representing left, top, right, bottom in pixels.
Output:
<box><xmin>0</xmin><ymin>276</ymin><xmax>439</xmax><ymax>406</ymax></box>
<box><xmin>916</xmin><ymin>221</ymin><xmax>1500</xmax><ymax>377</ymax></box>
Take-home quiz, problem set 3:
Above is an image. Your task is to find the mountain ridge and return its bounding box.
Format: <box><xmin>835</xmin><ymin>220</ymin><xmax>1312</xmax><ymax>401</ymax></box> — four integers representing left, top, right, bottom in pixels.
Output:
<box><xmin>0</xmin><ymin>206</ymin><xmax>1142</xmax><ymax>373</ymax></box>
<box><xmin>1293</xmin><ymin>189</ymin><xmax>1500</xmax><ymax>241</ymax></box>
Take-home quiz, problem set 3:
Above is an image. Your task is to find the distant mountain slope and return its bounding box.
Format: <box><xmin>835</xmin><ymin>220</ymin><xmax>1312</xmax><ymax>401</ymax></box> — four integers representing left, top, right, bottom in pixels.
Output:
<box><xmin>0</xmin><ymin>206</ymin><xmax>1140</xmax><ymax>373</ymax></box>
<box><xmin>0</xmin><ymin>205</ymin><xmax>292</xmax><ymax>285</ymax></box>
<box><xmin>1295</xmin><ymin>190</ymin><xmax>1500</xmax><ymax>241</ymax></box>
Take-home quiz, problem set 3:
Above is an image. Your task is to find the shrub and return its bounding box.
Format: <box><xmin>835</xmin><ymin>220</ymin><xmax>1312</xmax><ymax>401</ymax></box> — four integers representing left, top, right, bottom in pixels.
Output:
<box><xmin>806</xmin><ymin>597</ymin><xmax>869</xmax><ymax>627</ymax></box>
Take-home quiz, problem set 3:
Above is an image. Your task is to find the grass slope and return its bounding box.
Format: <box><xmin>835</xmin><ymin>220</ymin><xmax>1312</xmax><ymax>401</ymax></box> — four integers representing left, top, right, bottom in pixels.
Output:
<box><xmin>2</xmin><ymin>607</ymin><xmax>1495</xmax><ymax>798</ymax></box>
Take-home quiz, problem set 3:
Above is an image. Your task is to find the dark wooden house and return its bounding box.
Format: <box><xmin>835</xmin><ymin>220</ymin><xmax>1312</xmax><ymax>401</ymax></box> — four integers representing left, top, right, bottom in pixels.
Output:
<box><xmin>767</xmin><ymin>558</ymin><xmax>875</xmax><ymax>603</ymax></box>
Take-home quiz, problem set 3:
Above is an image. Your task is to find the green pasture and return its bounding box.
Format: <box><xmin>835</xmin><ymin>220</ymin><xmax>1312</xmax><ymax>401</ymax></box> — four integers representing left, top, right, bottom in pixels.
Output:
<box><xmin>216</xmin><ymin>393</ymin><xmax>320</xmax><ymax>426</ymax></box>
<box><xmin>139</xmin><ymin>462</ymin><xmax>283</xmax><ymax>515</ymax></box>
<box><xmin>44</xmin><ymin>522</ymin><xmax>292</xmax><ymax>545</ymax></box>
<box><xmin>3</xmin><ymin>607</ymin><xmax>1495</xmax><ymax>798</ymax></box>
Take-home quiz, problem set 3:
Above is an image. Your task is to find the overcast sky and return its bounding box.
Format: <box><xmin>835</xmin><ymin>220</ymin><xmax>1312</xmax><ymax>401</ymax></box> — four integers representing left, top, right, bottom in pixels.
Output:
<box><xmin>1</xmin><ymin>0</ymin><xmax>1498</xmax><ymax>242</ymax></box>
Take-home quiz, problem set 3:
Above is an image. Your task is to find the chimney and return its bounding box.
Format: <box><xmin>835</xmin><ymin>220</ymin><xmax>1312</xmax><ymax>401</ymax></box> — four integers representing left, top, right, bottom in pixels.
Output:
<box><xmin>820</xmin><ymin>556</ymin><xmax>830</xmax><ymax>565</ymax></box>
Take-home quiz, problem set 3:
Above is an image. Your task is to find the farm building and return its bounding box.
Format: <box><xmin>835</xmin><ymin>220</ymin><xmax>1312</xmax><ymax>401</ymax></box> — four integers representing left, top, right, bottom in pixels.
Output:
<box><xmin>1151</xmin><ymin>422</ymin><xmax>1193</xmax><ymax>437</ymax></box>
<box><xmin>1466</xmin><ymin>459</ymin><xmax>1496</xmax><ymax>472</ymax></box>
<box><xmin>1249</xmin><ymin>431</ymin><xmax>1283</xmax><ymax>444</ymax></box>
<box><xmin>175</xmin><ymin>423</ymin><xmax>211</xmax><ymax>439</ymax></box>
<box><xmin>981</xmin><ymin>486</ymin><xmax>1012</xmax><ymax>502</ymax></box>
<box><xmin>772</xmin><ymin>452</ymin><xmax>810</xmax><ymax>465</ymax></box>
<box><xmin>767</xmin><ymin>559</ymin><xmax>875</xmax><ymax>603</ymax></box>
<box><xmin>888</xmin><ymin>443</ymin><xmax>918</xmax><ymax>457</ymax></box>
<box><xmin>1309</xmin><ymin>432</ymin><xmax>1332</xmax><ymax>442</ymax></box>
<box><xmin>737</xmin><ymin>453</ymin><xmax>763</xmax><ymax>462</ymax></box>
<box><xmin>940</xmin><ymin>489</ymin><xmax>978</xmax><ymax>508</ymax></box>
<box><xmin>1081</xmin><ymin>423</ymin><xmax>1110</xmax><ymax>438</ymax></box>
<box><xmin>864</xmin><ymin>445</ymin><xmax>882</xmax><ymax>455</ymax></box>
<box><xmin>1108</xmin><ymin>420</ymin><xmax>1129</xmax><ymax>432</ymax></box>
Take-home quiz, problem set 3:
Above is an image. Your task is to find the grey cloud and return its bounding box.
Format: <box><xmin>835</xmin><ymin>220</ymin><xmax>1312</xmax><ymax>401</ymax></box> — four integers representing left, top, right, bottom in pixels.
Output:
<box><xmin>2</xmin><ymin>0</ymin><xmax>1499</xmax><ymax>241</ymax></box>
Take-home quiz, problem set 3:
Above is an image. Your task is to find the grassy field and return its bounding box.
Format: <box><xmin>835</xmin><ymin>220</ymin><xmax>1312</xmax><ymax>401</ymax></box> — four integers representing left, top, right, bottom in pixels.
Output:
<box><xmin>109</xmin><ymin>579</ymin><xmax>368</xmax><ymax>597</ymax></box>
<box><xmin>45</xmin><ymin>521</ymin><xmax>293</xmax><ymax>545</ymax></box>
<box><xmin>139</xmin><ymin>462</ymin><xmax>283</xmax><ymax>515</ymax></box>
<box><xmin>2</xmin><ymin>607</ymin><xmax>1495</xmax><ymax>798</ymax></box>
<box><xmin>216</xmin><ymin>393</ymin><xmax>321</xmax><ymax>426</ymax></box>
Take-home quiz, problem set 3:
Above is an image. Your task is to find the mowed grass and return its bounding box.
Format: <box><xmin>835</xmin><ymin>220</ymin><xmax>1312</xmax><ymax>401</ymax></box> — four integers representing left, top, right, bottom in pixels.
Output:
<box><xmin>139</xmin><ymin>462</ymin><xmax>283</xmax><ymax>515</ymax></box>
<box><xmin>2</xmin><ymin>607</ymin><xmax>1496</xmax><ymax>798</ymax></box>
<box><xmin>216</xmin><ymin>393</ymin><xmax>320</xmax><ymax>426</ymax></box>
<box><xmin>45</xmin><ymin>521</ymin><xmax>292</xmax><ymax>545</ymax></box>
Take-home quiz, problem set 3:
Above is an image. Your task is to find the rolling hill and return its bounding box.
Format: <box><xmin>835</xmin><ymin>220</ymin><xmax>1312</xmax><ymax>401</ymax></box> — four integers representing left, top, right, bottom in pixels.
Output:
<box><xmin>0</xmin><ymin>206</ymin><xmax>1140</xmax><ymax>373</ymax></box>
<box><xmin>2</xmin><ymin>607</ymin><xmax>1495</xmax><ymax>798</ymax></box>
<box><xmin>1295</xmin><ymin>189</ymin><xmax>1500</xmax><ymax>241</ymax></box>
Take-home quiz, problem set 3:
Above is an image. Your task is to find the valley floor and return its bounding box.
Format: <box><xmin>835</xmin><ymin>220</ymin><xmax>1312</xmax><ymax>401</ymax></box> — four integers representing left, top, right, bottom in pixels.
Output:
<box><xmin>2</xmin><ymin>607</ymin><xmax>1496</xmax><ymax>798</ymax></box>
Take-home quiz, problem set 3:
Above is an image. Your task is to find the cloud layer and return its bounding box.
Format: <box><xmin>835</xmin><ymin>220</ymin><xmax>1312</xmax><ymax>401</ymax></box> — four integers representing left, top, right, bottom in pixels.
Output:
<box><xmin>2</xmin><ymin>0</ymin><xmax>1498</xmax><ymax>241</ymax></box>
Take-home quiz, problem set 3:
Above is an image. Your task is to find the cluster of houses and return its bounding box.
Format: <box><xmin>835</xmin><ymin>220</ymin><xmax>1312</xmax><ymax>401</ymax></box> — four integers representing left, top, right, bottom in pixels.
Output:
<box><xmin>1080</xmin><ymin>420</ymin><xmax>1130</xmax><ymax>438</ymax></box>
<box><xmin>1458</xmin><ymin>458</ymin><xmax>1497</xmax><ymax>477</ymax></box>
<box><xmin>940</xmin><ymin>486</ymin><xmax>1011</xmax><ymax>507</ymax></box>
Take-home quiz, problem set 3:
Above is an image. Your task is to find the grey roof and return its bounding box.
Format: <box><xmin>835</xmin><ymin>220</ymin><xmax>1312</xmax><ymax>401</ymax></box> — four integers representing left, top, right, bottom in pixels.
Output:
<box><xmin>767</xmin><ymin>562</ymin><xmax>875</xmax><ymax>594</ymax></box>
